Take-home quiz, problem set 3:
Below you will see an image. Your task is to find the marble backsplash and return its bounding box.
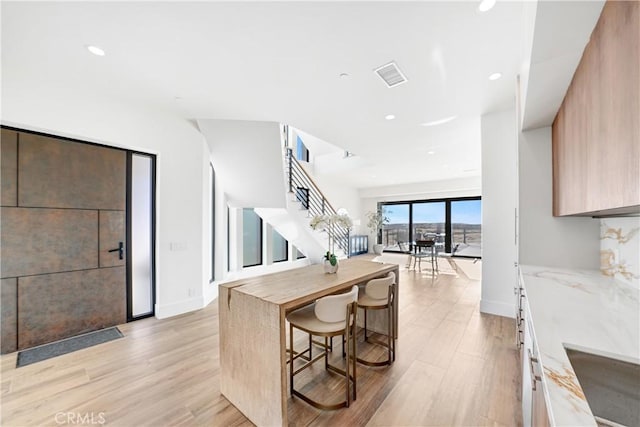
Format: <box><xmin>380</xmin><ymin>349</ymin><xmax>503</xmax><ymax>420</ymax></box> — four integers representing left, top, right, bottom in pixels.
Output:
<box><xmin>600</xmin><ymin>217</ymin><xmax>640</xmax><ymax>286</ymax></box>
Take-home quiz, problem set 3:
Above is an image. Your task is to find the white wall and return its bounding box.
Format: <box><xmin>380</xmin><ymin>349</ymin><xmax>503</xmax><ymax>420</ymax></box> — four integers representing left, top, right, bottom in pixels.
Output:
<box><xmin>481</xmin><ymin>108</ymin><xmax>518</xmax><ymax>318</ymax></box>
<box><xmin>518</xmin><ymin>127</ymin><xmax>600</xmax><ymax>268</ymax></box>
<box><xmin>198</xmin><ymin>119</ymin><xmax>286</xmax><ymax>209</ymax></box>
<box><xmin>2</xmin><ymin>93</ymin><xmax>211</xmax><ymax>319</ymax></box>
<box><xmin>305</xmin><ymin>166</ymin><xmax>362</xmax><ymax>232</ymax></box>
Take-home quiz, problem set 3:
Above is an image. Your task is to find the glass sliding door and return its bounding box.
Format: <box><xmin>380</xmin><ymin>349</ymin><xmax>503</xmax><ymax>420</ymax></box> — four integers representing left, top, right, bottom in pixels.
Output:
<box><xmin>381</xmin><ymin>203</ymin><xmax>409</xmax><ymax>251</ymax></box>
<box><xmin>450</xmin><ymin>199</ymin><xmax>482</xmax><ymax>257</ymax></box>
<box><xmin>129</xmin><ymin>153</ymin><xmax>155</xmax><ymax>319</ymax></box>
<box><xmin>412</xmin><ymin>202</ymin><xmax>446</xmax><ymax>241</ymax></box>
<box><xmin>379</xmin><ymin>196</ymin><xmax>482</xmax><ymax>258</ymax></box>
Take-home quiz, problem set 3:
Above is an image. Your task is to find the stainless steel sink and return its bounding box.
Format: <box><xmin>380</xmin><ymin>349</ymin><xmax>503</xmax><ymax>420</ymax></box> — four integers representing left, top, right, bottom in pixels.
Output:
<box><xmin>565</xmin><ymin>348</ymin><xmax>640</xmax><ymax>427</ymax></box>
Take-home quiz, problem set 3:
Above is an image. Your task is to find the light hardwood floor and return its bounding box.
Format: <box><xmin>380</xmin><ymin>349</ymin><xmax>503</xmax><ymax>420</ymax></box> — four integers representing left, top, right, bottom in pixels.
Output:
<box><xmin>1</xmin><ymin>256</ymin><xmax>522</xmax><ymax>426</ymax></box>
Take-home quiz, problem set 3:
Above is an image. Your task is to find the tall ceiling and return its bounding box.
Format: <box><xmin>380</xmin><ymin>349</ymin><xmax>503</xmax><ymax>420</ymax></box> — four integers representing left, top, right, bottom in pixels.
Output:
<box><xmin>3</xmin><ymin>1</ymin><xmax>526</xmax><ymax>188</ymax></box>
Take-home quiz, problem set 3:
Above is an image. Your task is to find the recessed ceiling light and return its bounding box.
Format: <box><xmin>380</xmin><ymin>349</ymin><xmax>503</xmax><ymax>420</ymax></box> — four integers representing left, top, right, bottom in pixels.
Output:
<box><xmin>339</xmin><ymin>72</ymin><xmax>350</xmax><ymax>79</ymax></box>
<box><xmin>385</xmin><ymin>114</ymin><xmax>396</xmax><ymax>121</ymax></box>
<box><xmin>86</xmin><ymin>45</ymin><xmax>105</xmax><ymax>56</ymax></box>
<box><xmin>489</xmin><ymin>72</ymin><xmax>502</xmax><ymax>81</ymax></box>
<box><xmin>478</xmin><ymin>0</ymin><xmax>496</xmax><ymax>12</ymax></box>
<box><xmin>421</xmin><ymin>115</ymin><xmax>457</xmax><ymax>127</ymax></box>
<box><xmin>427</xmin><ymin>151</ymin><xmax>435</xmax><ymax>155</ymax></box>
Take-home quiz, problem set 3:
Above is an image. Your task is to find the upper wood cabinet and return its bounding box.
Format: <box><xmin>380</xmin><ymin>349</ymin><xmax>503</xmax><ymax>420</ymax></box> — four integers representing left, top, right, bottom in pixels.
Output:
<box><xmin>553</xmin><ymin>1</ymin><xmax>639</xmax><ymax>216</ymax></box>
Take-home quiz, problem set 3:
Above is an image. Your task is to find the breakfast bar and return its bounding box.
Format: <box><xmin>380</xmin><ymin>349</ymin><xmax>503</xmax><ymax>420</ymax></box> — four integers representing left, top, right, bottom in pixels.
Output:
<box><xmin>218</xmin><ymin>259</ymin><xmax>399</xmax><ymax>426</ymax></box>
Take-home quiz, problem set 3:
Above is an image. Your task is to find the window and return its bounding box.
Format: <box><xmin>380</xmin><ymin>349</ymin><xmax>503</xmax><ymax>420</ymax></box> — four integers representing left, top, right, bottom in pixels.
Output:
<box><xmin>293</xmin><ymin>245</ymin><xmax>306</xmax><ymax>259</ymax></box>
<box><xmin>296</xmin><ymin>135</ymin><xmax>309</xmax><ymax>162</ymax></box>
<box><xmin>412</xmin><ymin>202</ymin><xmax>445</xmax><ymax>241</ymax></box>
<box><xmin>295</xmin><ymin>187</ymin><xmax>309</xmax><ymax>209</ymax></box>
<box><xmin>381</xmin><ymin>203</ymin><xmax>409</xmax><ymax>251</ymax></box>
<box><xmin>242</xmin><ymin>208</ymin><xmax>262</xmax><ymax>267</ymax></box>
<box><xmin>380</xmin><ymin>197</ymin><xmax>481</xmax><ymax>258</ymax></box>
<box><xmin>450</xmin><ymin>199</ymin><xmax>482</xmax><ymax>258</ymax></box>
<box><xmin>272</xmin><ymin>230</ymin><xmax>288</xmax><ymax>263</ymax></box>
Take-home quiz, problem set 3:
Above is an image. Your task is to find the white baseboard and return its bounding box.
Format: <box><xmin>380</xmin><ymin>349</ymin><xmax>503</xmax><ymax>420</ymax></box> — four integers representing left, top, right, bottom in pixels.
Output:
<box><xmin>204</xmin><ymin>282</ymin><xmax>219</xmax><ymax>307</ymax></box>
<box><xmin>480</xmin><ymin>299</ymin><xmax>515</xmax><ymax>319</ymax></box>
<box><xmin>155</xmin><ymin>297</ymin><xmax>204</xmax><ymax>319</ymax></box>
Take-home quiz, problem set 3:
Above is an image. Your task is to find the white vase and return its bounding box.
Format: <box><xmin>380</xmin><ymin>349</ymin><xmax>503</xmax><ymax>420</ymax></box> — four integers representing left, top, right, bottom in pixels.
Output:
<box><xmin>323</xmin><ymin>259</ymin><xmax>339</xmax><ymax>274</ymax></box>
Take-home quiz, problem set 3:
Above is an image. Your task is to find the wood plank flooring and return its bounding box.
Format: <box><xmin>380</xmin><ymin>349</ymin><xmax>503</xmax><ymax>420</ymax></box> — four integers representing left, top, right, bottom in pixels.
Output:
<box><xmin>0</xmin><ymin>257</ymin><xmax>522</xmax><ymax>426</ymax></box>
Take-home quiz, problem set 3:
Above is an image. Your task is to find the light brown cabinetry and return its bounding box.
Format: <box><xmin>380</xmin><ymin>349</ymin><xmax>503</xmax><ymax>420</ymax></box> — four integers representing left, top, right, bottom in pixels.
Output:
<box><xmin>553</xmin><ymin>1</ymin><xmax>639</xmax><ymax>216</ymax></box>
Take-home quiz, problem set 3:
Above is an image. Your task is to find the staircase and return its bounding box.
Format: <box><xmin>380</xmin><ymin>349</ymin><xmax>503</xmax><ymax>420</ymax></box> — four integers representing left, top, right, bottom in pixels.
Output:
<box><xmin>255</xmin><ymin>146</ymin><xmax>350</xmax><ymax>263</ymax></box>
<box><xmin>198</xmin><ymin>118</ymin><xmax>350</xmax><ymax>265</ymax></box>
<box><xmin>284</xmin><ymin>147</ymin><xmax>350</xmax><ymax>256</ymax></box>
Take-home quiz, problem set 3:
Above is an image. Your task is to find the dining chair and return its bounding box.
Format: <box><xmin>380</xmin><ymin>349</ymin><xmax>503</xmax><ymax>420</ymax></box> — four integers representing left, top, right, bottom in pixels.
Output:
<box><xmin>412</xmin><ymin>240</ymin><xmax>437</xmax><ymax>272</ymax></box>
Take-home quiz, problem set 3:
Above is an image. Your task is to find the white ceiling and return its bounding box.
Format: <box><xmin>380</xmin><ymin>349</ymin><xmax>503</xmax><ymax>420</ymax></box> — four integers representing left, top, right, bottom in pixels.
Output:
<box><xmin>0</xmin><ymin>1</ymin><xmax>594</xmax><ymax>190</ymax></box>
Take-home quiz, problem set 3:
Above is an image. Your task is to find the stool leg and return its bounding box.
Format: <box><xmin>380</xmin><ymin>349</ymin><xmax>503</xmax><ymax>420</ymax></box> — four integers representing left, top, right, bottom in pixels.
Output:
<box><xmin>391</xmin><ymin>304</ymin><xmax>396</xmax><ymax>361</ymax></box>
<box><xmin>345</xmin><ymin>329</ymin><xmax>351</xmax><ymax>407</ymax></box>
<box><xmin>308</xmin><ymin>334</ymin><xmax>312</xmax><ymax>359</ymax></box>
<box><xmin>352</xmin><ymin>318</ymin><xmax>357</xmax><ymax>401</ymax></box>
<box><xmin>289</xmin><ymin>323</ymin><xmax>294</xmax><ymax>395</ymax></box>
<box><xmin>324</xmin><ymin>337</ymin><xmax>329</xmax><ymax>370</ymax></box>
<box><xmin>388</xmin><ymin>305</ymin><xmax>392</xmax><ymax>363</ymax></box>
<box><xmin>364</xmin><ymin>308</ymin><xmax>368</xmax><ymax>341</ymax></box>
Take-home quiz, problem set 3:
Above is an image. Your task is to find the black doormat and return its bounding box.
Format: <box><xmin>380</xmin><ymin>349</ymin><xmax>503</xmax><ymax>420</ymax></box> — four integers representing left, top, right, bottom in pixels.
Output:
<box><xmin>17</xmin><ymin>327</ymin><xmax>123</xmax><ymax>367</ymax></box>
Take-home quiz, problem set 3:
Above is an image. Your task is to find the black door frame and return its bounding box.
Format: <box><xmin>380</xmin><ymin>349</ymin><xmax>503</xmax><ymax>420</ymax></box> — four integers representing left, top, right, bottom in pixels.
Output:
<box><xmin>1</xmin><ymin>125</ymin><xmax>157</xmax><ymax>322</ymax></box>
<box><xmin>126</xmin><ymin>151</ymin><xmax>157</xmax><ymax>321</ymax></box>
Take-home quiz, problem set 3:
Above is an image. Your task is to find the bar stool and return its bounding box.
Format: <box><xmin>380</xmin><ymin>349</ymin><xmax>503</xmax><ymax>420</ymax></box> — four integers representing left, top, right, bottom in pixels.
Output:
<box><xmin>286</xmin><ymin>285</ymin><xmax>359</xmax><ymax>410</ymax></box>
<box><xmin>357</xmin><ymin>272</ymin><xmax>396</xmax><ymax>366</ymax></box>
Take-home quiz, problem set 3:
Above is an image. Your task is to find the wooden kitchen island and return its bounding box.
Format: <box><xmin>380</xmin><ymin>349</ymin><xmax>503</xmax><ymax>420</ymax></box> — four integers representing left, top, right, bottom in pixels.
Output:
<box><xmin>218</xmin><ymin>259</ymin><xmax>399</xmax><ymax>426</ymax></box>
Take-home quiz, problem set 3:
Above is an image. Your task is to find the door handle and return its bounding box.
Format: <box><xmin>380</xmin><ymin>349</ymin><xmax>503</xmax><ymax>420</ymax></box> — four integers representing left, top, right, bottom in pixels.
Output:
<box><xmin>108</xmin><ymin>242</ymin><xmax>124</xmax><ymax>260</ymax></box>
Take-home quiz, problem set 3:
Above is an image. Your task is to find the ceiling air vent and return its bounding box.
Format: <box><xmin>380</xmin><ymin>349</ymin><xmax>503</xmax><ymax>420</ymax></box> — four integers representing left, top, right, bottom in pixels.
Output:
<box><xmin>374</xmin><ymin>61</ymin><xmax>408</xmax><ymax>88</ymax></box>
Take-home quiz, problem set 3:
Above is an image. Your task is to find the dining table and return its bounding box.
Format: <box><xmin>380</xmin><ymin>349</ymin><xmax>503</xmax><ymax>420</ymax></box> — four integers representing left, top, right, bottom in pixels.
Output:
<box><xmin>218</xmin><ymin>258</ymin><xmax>400</xmax><ymax>426</ymax></box>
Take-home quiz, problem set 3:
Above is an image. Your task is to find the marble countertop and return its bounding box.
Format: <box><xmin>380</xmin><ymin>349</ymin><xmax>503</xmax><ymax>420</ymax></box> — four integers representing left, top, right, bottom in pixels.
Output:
<box><xmin>519</xmin><ymin>265</ymin><xmax>640</xmax><ymax>427</ymax></box>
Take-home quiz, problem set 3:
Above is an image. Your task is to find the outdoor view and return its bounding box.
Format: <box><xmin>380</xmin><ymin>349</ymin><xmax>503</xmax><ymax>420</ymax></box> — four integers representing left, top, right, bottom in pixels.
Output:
<box><xmin>380</xmin><ymin>198</ymin><xmax>481</xmax><ymax>258</ymax></box>
<box><xmin>451</xmin><ymin>199</ymin><xmax>481</xmax><ymax>257</ymax></box>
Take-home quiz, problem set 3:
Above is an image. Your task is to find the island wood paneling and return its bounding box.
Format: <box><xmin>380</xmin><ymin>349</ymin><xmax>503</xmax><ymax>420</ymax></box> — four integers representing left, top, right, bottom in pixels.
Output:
<box><xmin>18</xmin><ymin>132</ymin><xmax>126</xmax><ymax>210</ymax></box>
<box><xmin>553</xmin><ymin>1</ymin><xmax>640</xmax><ymax>216</ymax></box>
<box><xmin>1</xmin><ymin>279</ymin><xmax>17</xmax><ymax>354</ymax></box>
<box><xmin>1</xmin><ymin>129</ymin><xmax>18</xmax><ymax>206</ymax></box>
<box><xmin>18</xmin><ymin>267</ymin><xmax>126</xmax><ymax>349</ymax></box>
<box><xmin>0</xmin><ymin>207</ymin><xmax>98</xmax><ymax>279</ymax></box>
<box><xmin>218</xmin><ymin>284</ymin><xmax>284</xmax><ymax>426</ymax></box>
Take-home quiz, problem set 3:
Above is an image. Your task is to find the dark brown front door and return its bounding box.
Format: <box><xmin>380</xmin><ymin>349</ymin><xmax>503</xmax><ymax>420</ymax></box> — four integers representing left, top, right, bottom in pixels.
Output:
<box><xmin>1</xmin><ymin>129</ymin><xmax>127</xmax><ymax>353</ymax></box>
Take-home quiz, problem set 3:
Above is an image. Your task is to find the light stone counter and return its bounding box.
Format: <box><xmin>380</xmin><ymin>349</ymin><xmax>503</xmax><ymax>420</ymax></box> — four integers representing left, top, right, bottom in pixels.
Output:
<box><xmin>519</xmin><ymin>265</ymin><xmax>639</xmax><ymax>427</ymax></box>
